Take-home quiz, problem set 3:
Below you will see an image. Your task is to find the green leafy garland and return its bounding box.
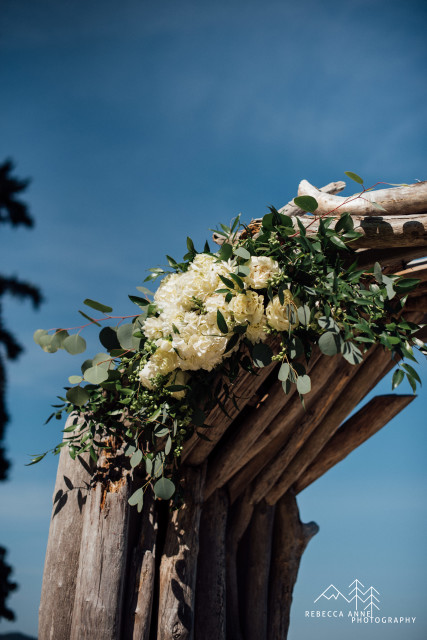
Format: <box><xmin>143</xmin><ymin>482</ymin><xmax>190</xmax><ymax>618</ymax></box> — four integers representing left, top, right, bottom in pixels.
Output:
<box><xmin>32</xmin><ymin>178</ymin><xmax>426</xmax><ymax>510</ymax></box>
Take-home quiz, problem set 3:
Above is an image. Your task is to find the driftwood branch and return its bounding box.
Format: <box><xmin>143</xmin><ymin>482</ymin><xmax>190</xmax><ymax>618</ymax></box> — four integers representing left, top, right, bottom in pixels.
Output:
<box><xmin>298</xmin><ymin>179</ymin><xmax>427</xmax><ymax>216</ymax></box>
<box><xmin>294</xmin><ymin>394</ymin><xmax>415</xmax><ymax>493</ymax></box>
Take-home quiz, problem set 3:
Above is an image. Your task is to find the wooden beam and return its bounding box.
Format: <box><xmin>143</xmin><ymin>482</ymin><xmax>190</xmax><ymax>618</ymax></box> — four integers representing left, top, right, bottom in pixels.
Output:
<box><xmin>225</xmin><ymin>489</ymin><xmax>254</xmax><ymax>640</ymax></box>
<box><xmin>183</xmin><ymin>338</ymin><xmax>280</xmax><ymax>466</ymax></box>
<box><xmin>244</xmin><ymin>500</ymin><xmax>276</xmax><ymax>640</ymax></box>
<box><xmin>227</xmin><ymin>352</ymin><xmax>342</xmax><ymax>503</ymax></box>
<box><xmin>264</xmin><ymin>344</ymin><xmax>402</xmax><ymax>505</ymax></box>
<box><xmin>250</xmin><ymin>349</ymin><xmax>373</xmax><ymax>505</ymax></box>
<box><xmin>298</xmin><ymin>179</ymin><xmax>427</xmax><ymax>216</ymax></box>
<box><xmin>194</xmin><ymin>488</ymin><xmax>228</xmax><ymax>640</ymax></box>
<box><xmin>351</xmin><ymin>246</ymin><xmax>427</xmax><ymax>272</ymax></box>
<box><xmin>157</xmin><ymin>464</ymin><xmax>206</xmax><ymax>640</ymax></box>
<box><xmin>267</xmin><ymin>492</ymin><xmax>318</xmax><ymax>640</ymax></box>
<box><xmin>204</xmin><ymin>350</ymin><xmax>321</xmax><ymax>501</ymax></box>
<box><xmin>123</xmin><ymin>489</ymin><xmax>158</xmax><ymax>640</ymax></box>
<box><xmin>70</xmin><ymin>467</ymin><xmax>132</xmax><ymax>639</ymax></box>
<box><xmin>39</xmin><ymin>416</ymin><xmax>93</xmax><ymax>640</ymax></box>
<box><xmin>294</xmin><ymin>394</ymin><xmax>415</xmax><ymax>494</ymax></box>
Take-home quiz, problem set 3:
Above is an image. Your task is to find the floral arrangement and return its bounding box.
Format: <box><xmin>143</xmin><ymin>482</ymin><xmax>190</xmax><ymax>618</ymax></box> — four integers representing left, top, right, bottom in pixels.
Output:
<box><xmin>32</xmin><ymin>175</ymin><xmax>426</xmax><ymax>510</ymax></box>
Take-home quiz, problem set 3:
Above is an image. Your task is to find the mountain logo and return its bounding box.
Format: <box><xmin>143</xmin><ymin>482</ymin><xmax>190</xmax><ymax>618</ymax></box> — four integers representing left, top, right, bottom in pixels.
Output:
<box><xmin>314</xmin><ymin>579</ymin><xmax>380</xmax><ymax>612</ymax></box>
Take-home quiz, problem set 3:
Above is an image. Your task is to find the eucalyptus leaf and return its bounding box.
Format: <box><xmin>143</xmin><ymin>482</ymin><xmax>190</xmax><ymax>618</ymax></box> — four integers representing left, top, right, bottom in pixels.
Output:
<box><xmin>318</xmin><ymin>331</ymin><xmax>342</xmax><ymax>356</ymax></box>
<box><xmin>68</xmin><ymin>375</ymin><xmax>83</xmax><ymax>384</ymax></box>
<box><xmin>234</xmin><ymin>246</ymin><xmax>251</xmax><ymax>260</ymax></box>
<box><xmin>130</xmin><ymin>449</ymin><xmax>143</xmax><ymax>468</ymax></box>
<box><xmin>296</xmin><ymin>375</ymin><xmax>311</xmax><ymax>395</ymax></box>
<box><xmin>252</xmin><ymin>342</ymin><xmax>273</xmax><ymax>368</ymax></box>
<box><xmin>66</xmin><ymin>386</ymin><xmax>90</xmax><ymax>406</ymax></box>
<box><xmin>63</xmin><ymin>334</ymin><xmax>87</xmax><ymax>355</ymax></box>
<box><xmin>128</xmin><ymin>487</ymin><xmax>144</xmax><ymax>512</ymax></box>
<box><xmin>154</xmin><ymin>477</ymin><xmax>176</xmax><ymax>500</ymax></box>
<box><xmin>344</xmin><ymin>171</ymin><xmax>364</xmax><ymax>185</ymax></box>
<box><xmin>83</xmin><ymin>298</ymin><xmax>113</xmax><ymax>313</ymax></box>
<box><xmin>83</xmin><ymin>366</ymin><xmax>109</xmax><ymax>385</ymax></box>
<box><xmin>278</xmin><ymin>362</ymin><xmax>290</xmax><ymax>381</ymax></box>
<box><xmin>33</xmin><ymin>329</ymin><xmax>48</xmax><ymax>345</ymax></box>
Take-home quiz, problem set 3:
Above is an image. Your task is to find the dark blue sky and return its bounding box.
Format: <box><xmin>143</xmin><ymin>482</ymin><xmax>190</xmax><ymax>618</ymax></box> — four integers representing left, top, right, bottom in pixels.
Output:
<box><xmin>1</xmin><ymin>1</ymin><xmax>426</xmax><ymax>637</ymax></box>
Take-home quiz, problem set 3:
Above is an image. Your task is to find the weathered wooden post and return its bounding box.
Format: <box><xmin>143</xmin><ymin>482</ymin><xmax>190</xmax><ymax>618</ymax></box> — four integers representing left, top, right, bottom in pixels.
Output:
<box><xmin>39</xmin><ymin>180</ymin><xmax>427</xmax><ymax>639</ymax></box>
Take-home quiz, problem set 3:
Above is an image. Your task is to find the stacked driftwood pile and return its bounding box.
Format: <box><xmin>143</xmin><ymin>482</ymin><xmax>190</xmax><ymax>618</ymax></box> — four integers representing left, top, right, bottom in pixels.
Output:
<box><xmin>39</xmin><ymin>180</ymin><xmax>427</xmax><ymax>640</ymax></box>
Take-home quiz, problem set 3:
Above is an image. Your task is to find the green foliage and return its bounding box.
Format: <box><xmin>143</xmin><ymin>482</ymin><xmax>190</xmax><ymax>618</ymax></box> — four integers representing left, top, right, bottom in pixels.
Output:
<box><xmin>32</xmin><ymin>174</ymin><xmax>426</xmax><ymax>510</ymax></box>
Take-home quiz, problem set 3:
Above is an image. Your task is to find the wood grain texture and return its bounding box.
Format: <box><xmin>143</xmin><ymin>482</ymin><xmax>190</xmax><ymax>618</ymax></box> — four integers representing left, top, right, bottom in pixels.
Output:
<box><xmin>123</xmin><ymin>489</ymin><xmax>158</xmax><ymax>640</ymax></box>
<box><xmin>204</xmin><ymin>350</ymin><xmax>321</xmax><ymax>501</ymax></box>
<box><xmin>265</xmin><ymin>345</ymin><xmax>400</xmax><ymax>504</ymax></box>
<box><xmin>298</xmin><ymin>179</ymin><xmax>427</xmax><ymax>217</ymax></box>
<box><xmin>267</xmin><ymin>492</ymin><xmax>318</xmax><ymax>640</ymax></box>
<box><xmin>244</xmin><ymin>500</ymin><xmax>276</xmax><ymax>640</ymax></box>
<box><xmin>194</xmin><ymin>488</ymin><xmax>228</xmax><ymax>640</ymax></box>
<box><xmin>294</xmin><ymin>394</ymin><xmax>415</xmax><ymax>493</ymax></box>
<box><xmin>39</xmin><ymin>416</ymin><xmax>93</xmax><ymax>640</ymax></box>
<box><xmin>182</xmin><ymin>340</ymin><xmax>280</xmax><ymax>466</ymax></box>
<box><xmin>157</xmin><ymin>465</ymin><xmax>206</xmax><ymax>640</ymax></box>
<box><xmin>70</xmin><ymin>471</ymin><xmax>132</xmax><ymax>640</ymax></box>
<box><xmin>225</xmin><ymin>489</ymin><xmax>254</xmax><ymax>640</ymax></box>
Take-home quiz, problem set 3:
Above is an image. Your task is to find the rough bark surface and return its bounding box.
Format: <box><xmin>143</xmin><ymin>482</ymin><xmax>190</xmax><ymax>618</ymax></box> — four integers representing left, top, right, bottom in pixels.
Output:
<box><xmin>39</xmin><ymin>417</ymin><xmax>93</xmax><ymax>640</ymax></box>
<box><xmin>267</xmin><ymin>492</ymin><xmax>319</xmax><ymax>640</ymax></box>
<box><xmin>123</xmin><ymin>490</ymin><xmax>158</xmax><ymax>640</ymax></box>
<box><xmin>70</xmin><ymin>472</ymin><xmax>132</xmax><ymax>640</ymax></box>
<box><xmin>295</xmin><ymin>394</ymin><xmax>415</xmax><ymax>493</ymax></box>
<box><xmin>194</xmin><ymin>488</ymin><xmax>228</xmax><ymax>640</ymax></box>
<box><xmin>157</xmin><ymin>465</ymin><xmax>206</xmax><ymax>640</ymax></box>
<box><xmin>244</xmin><ymin>500</ymin><xmax>276</xmax><ymax>640</ymax></box>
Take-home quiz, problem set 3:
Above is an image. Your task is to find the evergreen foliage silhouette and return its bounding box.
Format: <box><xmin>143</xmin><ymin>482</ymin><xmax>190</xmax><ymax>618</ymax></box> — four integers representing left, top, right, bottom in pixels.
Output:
<box><xmin>0</xmin><ymin>159</ymin><xmax>43</xmax><ymax>621</ymax></box>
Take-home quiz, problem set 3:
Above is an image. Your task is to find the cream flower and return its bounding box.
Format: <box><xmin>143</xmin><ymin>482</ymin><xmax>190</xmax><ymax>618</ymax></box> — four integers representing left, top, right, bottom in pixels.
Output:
<box><xmin>247</xmin><ymin>256</ymin><xmax>281</xmax><ymax>289</ymax></box>
<box><xmin>266</xmin><ymin>293</ymin><xmax>299</xmax><ymax>332</ymax></box>
<box><xmin>229</xmin><ymin>291</ymin><xmax>264</xmax><ymax>325</ymax></box>
<box><xmin>246</xmin><ymin>318</ymin><xmax>268</xmax><ymax>344</ymax></box>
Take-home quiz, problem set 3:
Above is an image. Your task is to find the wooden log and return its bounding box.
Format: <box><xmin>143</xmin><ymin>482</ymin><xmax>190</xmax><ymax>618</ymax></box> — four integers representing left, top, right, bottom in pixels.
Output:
<box><xmin>242</xmin><ymin>349</ymin><xmax>369</xmax><ymax>506</ymax></box>
<box><xmin>225</xmin><ymin>489</ymin><xmax>254</xmax><ymax>640</ymax></box>
<box><xmin>244</xmin><ymin>500</ymin><xmax>276</xmax><ymax>640</ymax></box>
<box><xmin>291</xmin><ymin>213</ymin><xmax>427</xmax><ymax>249</ymax></box>
<box><xmin>194</xmin><ymin>488</ymin><xmax>228</xmax><ymax>640</ymax></box>
<box><xmin>227</xmin><ymin>352</ymin><xmax>341</xmax><ymax>503</ymax></box>
<box><xmin>298</xmin><ymin>179</ymin><xmax>427</xmax><ymax>216</ymax></box>
<box><xmin>265</xmin><ymin>345</ymin><xmax>402</xmax><ymax>505</ymax></box>
<box><xmin>70</xmin><ymin>467</ymin><xmax>133</xmax><ymax>639</ymax></box>
<box><xmin>212</xmin><ymin>182</ymin><xmax>346</xmax><ymax>246</ymax></box>
<box><xmin>157</xmin><ymin>464</ymin><xmax>206</xmax><ymax>640</ymax></box>
<box><xmin>294</xmin><ymin>394</ymin><xmax>415</xmax><ymax>493</ymax></box>
<box><xmin>405</xmin><ymin>296</ymin><xmax>427</xmax><ymax>312</ymax></box>
<box><xmin>123</xmin><ymin>489</ymin><xmax>158</xmax><ymax>640</ymax></box>
<box><xmin>351</xmin><ymin>246</ymin><xmax>427</xmax><ymax>272</ymax></box>
<box><xmin>204</xmin><ymin>350</ymin><xmax>321</xmax><ymax>500</ymax></box>
<box><xmin>182</xmin><ymin>338</ymin><xmax>280</xmax><ymax>466</ymax></box>
<box><xmin>39</xmin><ymin>416</ymin><xmax>93</xmax><ymax>640</ymax></box>
<box><xmin>267</xmin><ymin>492</ymin><xmax>318</xmax><ymax>640</ymax></box>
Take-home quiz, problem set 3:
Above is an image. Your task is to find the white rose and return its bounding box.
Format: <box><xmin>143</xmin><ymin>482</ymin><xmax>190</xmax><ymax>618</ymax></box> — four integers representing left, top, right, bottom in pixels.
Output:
<box><xmin>247</xmin><ymin>256</ymin><xmax>280</xmax><ymax>289</ymax></box>
<box><xmin>229</xmin><ymin>291</ymin><xmax>264</xmax><ymax>324</ymax></box>
<box><xmin>266</xmin><ymin>294</ymin><xmax>299</xmax><ymax>332</ymax></box>
<box><xmin>139</xmin><ymin>360</ymin><xmax>158</xmax><ymax>389</ymax></box>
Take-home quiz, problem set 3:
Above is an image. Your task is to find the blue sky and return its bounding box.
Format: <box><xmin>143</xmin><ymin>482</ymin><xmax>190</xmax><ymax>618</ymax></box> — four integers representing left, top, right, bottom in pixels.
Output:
<box><xmin>0</xmin><ymin>0</ymin><xmax>426</xmax><ymax>637</ymax></box>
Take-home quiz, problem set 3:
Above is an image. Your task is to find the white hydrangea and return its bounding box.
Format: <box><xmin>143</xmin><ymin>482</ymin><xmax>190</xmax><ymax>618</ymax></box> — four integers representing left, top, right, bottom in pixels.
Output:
<box><xmin>138</xmin><ymin>251</ymin><xmax>290</xmax><ymax>390</ymax></box>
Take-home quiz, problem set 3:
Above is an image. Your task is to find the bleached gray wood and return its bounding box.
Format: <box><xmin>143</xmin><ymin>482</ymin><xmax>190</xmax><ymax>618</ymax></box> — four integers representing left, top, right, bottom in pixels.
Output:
<box><xmin>194</xmin><ymin>488</ymin><xmax>228</xmax><ymax>640</ymax></box>
<box><xmin>157</xmin><ymin>465</ymin><xmax>206</xmax><ymax>640</ymax></box>
<box><xmin>123</xmin><ymin>489</ymin><xmax>158</xmax><ymax>640</ymax></box>
<box><xmin>39</xmin><ymin>416</ymin><xmax>93</xmax><ymax>640</ymax></box>
<box><xmin>298</xmin><ymin>179</ymin><xmax>427</xmax><ymax>216</ymax></box>
<box><xmin>70</xmin><ymin>469</ymin><xmax>132</xmax><ymax>640</ymax></box>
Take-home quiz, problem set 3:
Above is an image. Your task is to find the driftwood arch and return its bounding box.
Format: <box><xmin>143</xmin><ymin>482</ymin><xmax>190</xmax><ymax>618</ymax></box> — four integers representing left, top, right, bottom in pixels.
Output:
<box><xmin>39</xmin><ymin>179</ymin><xmax>427</xmax><ymax>640</ymax></box>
